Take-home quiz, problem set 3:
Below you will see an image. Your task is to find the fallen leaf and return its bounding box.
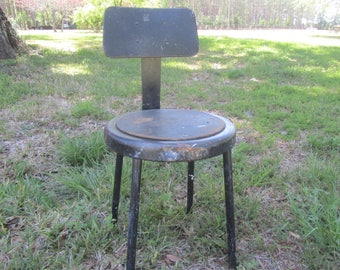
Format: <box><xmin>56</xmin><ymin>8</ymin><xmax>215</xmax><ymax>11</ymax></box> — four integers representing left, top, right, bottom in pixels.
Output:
<box><xmin>165</xmin><ymin>254</ymin><xmax>180</xmax><ymax>265</ymax></box>
<box><xmin>289</xmin><ymin>231</ymin><xmax>301</xmax><ymax>240</ymax></box>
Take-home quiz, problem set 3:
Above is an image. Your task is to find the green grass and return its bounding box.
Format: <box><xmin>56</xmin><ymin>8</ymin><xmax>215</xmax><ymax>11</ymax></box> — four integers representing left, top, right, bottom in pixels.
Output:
<box><xmin>0</xmin><ymin>31</ymin><xmax>339</xmax><ymax>269</ymax></box>
<box><xmin>59</xmin><ymin>131</ymin><xmax>109</xmax><ymax>167</ymax></box>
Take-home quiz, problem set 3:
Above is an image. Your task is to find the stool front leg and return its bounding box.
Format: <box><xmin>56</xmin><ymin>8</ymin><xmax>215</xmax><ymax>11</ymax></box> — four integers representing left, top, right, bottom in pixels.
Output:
<box><xmin>112</xmin><ymin>154</ymin><xmax>124</xmax><ymax>223</ymax></box>
<box><xmin>126</xmin><ymin>158</ymin><xmax>142</xmax><ymax>270</ymax></box>
<box><xmin>223</xmin><ymin>151</ymin><xmax>237</xmax><ymax>269</ymax></box>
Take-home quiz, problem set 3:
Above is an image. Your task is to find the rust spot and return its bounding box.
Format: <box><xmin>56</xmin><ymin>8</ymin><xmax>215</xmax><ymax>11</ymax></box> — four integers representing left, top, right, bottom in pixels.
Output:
<box><xmin>159</xmin><ymin>145</ymin><xmax>208</xmax><ymax>161</ymax></box>
<box><xmin>133</xmin><ymin>117</ymin><xmax>153</xmax><ymax>124</ymax></box>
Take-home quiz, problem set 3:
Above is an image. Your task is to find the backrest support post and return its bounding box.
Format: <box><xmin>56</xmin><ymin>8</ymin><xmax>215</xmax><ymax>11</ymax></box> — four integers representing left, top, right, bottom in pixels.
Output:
<box><xmin>141</xmin><ymin>58</ymin><xmax>161</xmax><ymax>110</ymax></box>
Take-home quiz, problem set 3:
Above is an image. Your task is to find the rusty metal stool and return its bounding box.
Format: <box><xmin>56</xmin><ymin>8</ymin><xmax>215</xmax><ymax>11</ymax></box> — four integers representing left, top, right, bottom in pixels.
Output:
<box><xmin>103</xmin><ymin>7</ymin><xmax>236</xmax><ymax>270</ymax></box>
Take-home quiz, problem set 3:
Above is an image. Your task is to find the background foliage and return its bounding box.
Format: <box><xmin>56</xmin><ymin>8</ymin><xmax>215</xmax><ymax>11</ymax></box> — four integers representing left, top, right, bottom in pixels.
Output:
<box><xmin>1</xmin><ymin>0</ymin><xmax>339</xmax><ymax>31</ymax></box>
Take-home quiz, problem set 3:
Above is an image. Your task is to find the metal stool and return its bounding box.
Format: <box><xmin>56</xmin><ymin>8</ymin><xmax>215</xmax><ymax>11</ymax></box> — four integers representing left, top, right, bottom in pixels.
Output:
<box><xmin>103</xmin><ymin>7</ymin><xmax>236</xmax><ymax>269</ymax></box>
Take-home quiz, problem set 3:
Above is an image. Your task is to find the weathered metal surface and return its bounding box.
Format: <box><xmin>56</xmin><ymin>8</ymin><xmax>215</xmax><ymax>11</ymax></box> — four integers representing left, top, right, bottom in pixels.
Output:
<box><xmin>103</xmin><ymin>7</ymin><xmax>199</xmax><ymax>58</ymax></box>
<box><xmin>142</xmin><ymin>58</ymin><xmax>161</xmax><ymax>110</ymax></box>
<box><xmin>116</xmin><ymin>109</ymin><xmax>226</xmax><ymax>141</ymax></box>
<box><xmin>105</xmin><ymin>109</ymin><xmax>236</xmax><ymax>162</ymax></box>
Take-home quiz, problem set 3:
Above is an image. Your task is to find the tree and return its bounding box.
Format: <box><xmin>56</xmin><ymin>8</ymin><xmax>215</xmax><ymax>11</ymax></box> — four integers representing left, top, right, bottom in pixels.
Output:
<box><xmin>0</xmin><ymin>7</ymin><xmax>27</xmax><ymax>59</ymax></box>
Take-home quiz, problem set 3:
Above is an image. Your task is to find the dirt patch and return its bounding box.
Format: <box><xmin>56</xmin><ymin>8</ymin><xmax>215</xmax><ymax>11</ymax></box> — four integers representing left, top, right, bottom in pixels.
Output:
<box><xmin>276</xmin><ymin>137</ymin><xmax>307</xmax><ymax>172</ymax></box>
<box><xmin>0</xmin><ymin>95</ymin><xmax>106</xmax><ymax>182</ymax></box>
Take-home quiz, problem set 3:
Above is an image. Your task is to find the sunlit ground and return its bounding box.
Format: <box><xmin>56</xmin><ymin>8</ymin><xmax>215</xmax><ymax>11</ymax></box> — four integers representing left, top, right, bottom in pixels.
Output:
<box><xmin>19</xmin><ymin>30</ymin><xmax>102</xmax><ymax>52</ymax></box>
<box><xmin>199</xmin><ymin>29</ymin><xmax>340</xmax><ymax>46</ymax></box>
<box><xmin>19</xmin><ymin>29</ymin><xmax>340</xmax><ymax>52</ymax></box>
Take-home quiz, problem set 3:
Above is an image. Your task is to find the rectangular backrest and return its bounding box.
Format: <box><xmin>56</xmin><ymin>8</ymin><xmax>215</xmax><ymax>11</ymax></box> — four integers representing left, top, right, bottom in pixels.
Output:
<box><xmin>103</xmin><ymin>7</ymin><xmax>199</xmax><ymax>58</ymax></box>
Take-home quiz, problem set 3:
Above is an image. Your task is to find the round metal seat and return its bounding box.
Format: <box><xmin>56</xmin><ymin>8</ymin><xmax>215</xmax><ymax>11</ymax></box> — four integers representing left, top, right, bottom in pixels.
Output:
<box><xmin>105</xmin><ymin>109</ymin><xmax>236</xmax><ymax>162</ymax></box>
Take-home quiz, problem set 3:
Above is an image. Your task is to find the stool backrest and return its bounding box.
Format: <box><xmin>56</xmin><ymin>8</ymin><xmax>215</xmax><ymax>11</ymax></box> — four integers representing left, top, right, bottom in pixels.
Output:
<box><xmin>103</xmin><ymin>7</ymin><xmax>199</xmax><ymax>58</ymax></box>
<box><xmin>103</xmin><ymin>7</ymin><xmax>199</xmax><ymax>110</ymax></box>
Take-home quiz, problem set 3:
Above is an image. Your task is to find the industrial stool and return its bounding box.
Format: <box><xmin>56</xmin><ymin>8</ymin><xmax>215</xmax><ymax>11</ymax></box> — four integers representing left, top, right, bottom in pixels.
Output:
<box><xmin>103</xmin><ymin>7</ymin><xmax>236</xmax><ymax>269</ymax></box>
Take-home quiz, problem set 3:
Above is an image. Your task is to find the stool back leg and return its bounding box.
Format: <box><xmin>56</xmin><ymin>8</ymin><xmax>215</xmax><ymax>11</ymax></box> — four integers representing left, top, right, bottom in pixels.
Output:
<box><xmin>186</xmin><ymin>161</ymin><xmax>195</xmax><ymax>213</ymax></box>
<box><xmin>126</xmin><ymin>159</ymin><xmax>142</xmax><ymax>270</ymax></box>
<box><xmin>112</xmin><ymin>154</ymin><xmax>124</xmax><ymax>223</ymax></box>
<box><xmin>223</xmin><ymin>151</ymin><xmax>237</xmax><ymax>269</ymax></box>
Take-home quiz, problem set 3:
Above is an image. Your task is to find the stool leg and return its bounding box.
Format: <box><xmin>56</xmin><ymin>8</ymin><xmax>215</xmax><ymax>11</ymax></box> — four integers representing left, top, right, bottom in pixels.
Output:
<box><xmin>112</xmin><ymin>154</ymin><xmax>123</xmax><ymax>223</ymax></box>
<box><xmin>223</xmin><ymin>151</ymin><xmax>237</xmax><ymax>269</ymax></box>
<box><xmin>186</xmin><ymin>161</ymin><xmax>195</xmax><ymax>214</ymax></box>
<box><xmin>126</xmin><ymin>158</ymin><xmax>142</xmax><ymax>270</ymax></box>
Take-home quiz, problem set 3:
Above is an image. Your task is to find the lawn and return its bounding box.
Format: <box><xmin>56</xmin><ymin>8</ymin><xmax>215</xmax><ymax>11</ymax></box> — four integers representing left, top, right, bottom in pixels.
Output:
<box><xmin>0</xmin><ymin>30</ymin><xmax>339</xmax><ymax>269</ymax></box>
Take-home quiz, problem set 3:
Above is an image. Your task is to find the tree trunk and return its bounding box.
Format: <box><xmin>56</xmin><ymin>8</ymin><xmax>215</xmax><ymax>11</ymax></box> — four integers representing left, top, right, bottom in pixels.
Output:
<box><xmin>0</xmin><ymin>7</ymin><xmax>27</xmax><ymax>59</ymax></box>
